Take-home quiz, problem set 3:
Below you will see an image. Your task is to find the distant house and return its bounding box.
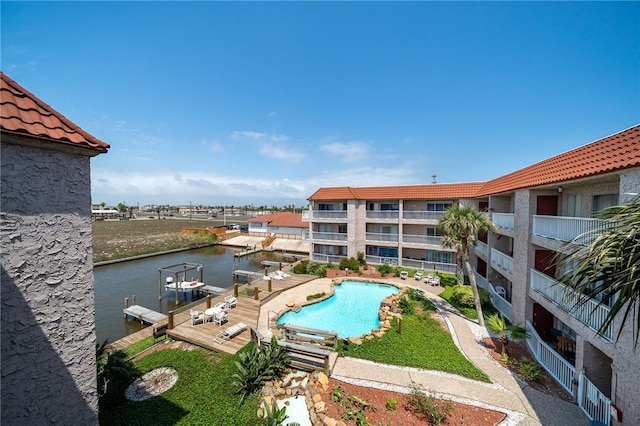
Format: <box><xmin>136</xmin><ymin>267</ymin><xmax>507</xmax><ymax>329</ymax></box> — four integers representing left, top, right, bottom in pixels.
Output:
<box><xmin>1</xmin><ymin>72</ymin><xmax>109</xmax><ymax>424</ymax></box>
<box><xmin>248</xmin><ymin>211</ymin><xmax>306</xmax><ymax>237</ymax></box>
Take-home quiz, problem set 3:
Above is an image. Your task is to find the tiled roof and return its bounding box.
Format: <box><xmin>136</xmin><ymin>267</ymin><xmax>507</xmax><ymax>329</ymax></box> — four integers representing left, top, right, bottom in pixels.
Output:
<box><xmin>308</xmin><ymin>182</ymin><xmax>486</xmax><ymax>201</ymax></box>
<box><xmin>0</xmin><ymin>72</ymin><xmax>109</xmax><ymax>154</ymax></box>
<box><xmin>478</xmin><ymin>125</ymin><xmax>640</xmax><ymax>196</ymax></box>
<box><xmin>249</xmin><ymin>212</ymin><xmax>305</xmax><ymax>228</ymax></box>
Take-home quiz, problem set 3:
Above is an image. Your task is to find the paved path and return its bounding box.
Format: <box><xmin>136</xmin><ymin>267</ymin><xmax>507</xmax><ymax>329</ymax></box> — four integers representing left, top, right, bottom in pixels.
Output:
<box><xmin>330</xmin><ymin>281</ymin><xmax>590</xmax><ymax>426</ymax></box>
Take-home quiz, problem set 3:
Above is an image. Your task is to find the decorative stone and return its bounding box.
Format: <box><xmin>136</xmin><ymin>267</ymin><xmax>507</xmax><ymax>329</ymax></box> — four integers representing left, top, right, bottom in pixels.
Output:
<box><xmin>314</xmin><ymin>401</ymin><xmax>326</xmax><ymax>413</ymax></box>
<box><xmin>312</xmin><ymin>393</ymin><xmax>323</xmax><ymax>403</ymax></box>
<box><xmin>317</xmin><ymin>372</ymin><xmax>329</xmax><ymax>387</ymax></box>
<box><xmin>323</xmin><ymin>417</ymin><xmax>338</xmax><ymax>426</ymax></box>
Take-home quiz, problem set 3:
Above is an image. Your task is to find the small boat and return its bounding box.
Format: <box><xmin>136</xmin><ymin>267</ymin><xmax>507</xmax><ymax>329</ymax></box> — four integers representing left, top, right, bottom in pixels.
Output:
<box><xmin>158</xmin><ymin>262</ymin><xmax>206</xmax><ymax>300</ymax></box>
<box><xmin>164</xmin><ymin>277</ymin><xmax>205</xmax><ymax>293</ymax></box>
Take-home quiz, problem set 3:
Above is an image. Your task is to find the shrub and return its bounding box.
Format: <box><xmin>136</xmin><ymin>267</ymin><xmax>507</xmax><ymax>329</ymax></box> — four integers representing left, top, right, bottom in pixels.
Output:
<box><xmin>307</xmin><ymin>292</ymin><xmax>325</xmax><ymax>301</ymax></box>
<box><xmin>96</xmin><ymin>340</ymin><xmax>141</xmax><ymax>407</ymax></box>
<box><xmin>357</xmin><ymin>251</ymin><xmax>367</xmax><ymax>267</ymax></box>
<box><xmin>450</xmin><ymin>285</ymin><xmax>490</xmax><ymax>308</ymax></box>
<box><xmin>406</xmin><ymin>384</ymin><xmax>453</xmax><ymax>425</ymax></box>
<box><xmin>385</xmin><ymin>396</ymin><xmax>398</xmax><ymax>411</ymax></box>
<box><xmin>292</xmin><ymin>260</ymin><xmax>308</xmax><ymax>274</ymax></box>
<box><xmin>339</xmin><ymin>257</ymin><xmax>360</xmax><ymax>272</ymax></box>
<box><xmin>518</xmin><ymin>358</ymin><xmax>545</xmax><ymax>381</ymax></box>
<box><xmin>398</xmin><ymin>296</ymin><xmax>415</xmax><ymax>315</ymax></box>
<box><xmin>376</xmin><ymin>264</ymin><xmax>393</xmax><ymax>276</ymax></box>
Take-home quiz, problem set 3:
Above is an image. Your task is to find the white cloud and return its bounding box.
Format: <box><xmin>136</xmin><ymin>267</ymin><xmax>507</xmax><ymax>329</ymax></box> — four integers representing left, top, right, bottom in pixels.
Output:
<box><xmin>319</xmin><ymin>140</ymin><xmax>371</xmax><ymax>162</ymax></box>
<box><xmin>231</xmin><ymin>131</ymin><xmax>265</xmax><ymax>141</ymax></box>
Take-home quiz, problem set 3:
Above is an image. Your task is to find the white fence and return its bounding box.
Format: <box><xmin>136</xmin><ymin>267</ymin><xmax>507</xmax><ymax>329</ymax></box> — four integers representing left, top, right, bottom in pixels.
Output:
<box><xmin>492</xmin><ymin>213</ymin><xmax>515</xmax><ymax>230</ymax></box>
<box><xmin>578</xmin><ymin>370</ymin><xmax>611</xmax><ymax>425</ymax></box>
<box><xmin>402</xmin><ymin>259</ymin><xmax>457</xmax><ymax>274</ymax></box>
<box><xmin>532</xmin><ymin>215</ymin><xmax>611</xmax><ymax>244</ymax></box>
<box><xmin>474</xmin><ymin>272</ymin><xmax>512</xmax><ymax>321</ymax></box>
<box><xmin>491</xmin><ymin>248</ymin><xmax>514</xmax><ymax>275</ymax></box>
<box><xmin>474</xmin><ymin>240</ymin><xmax>489</xmax><ymax>257</ymax></box>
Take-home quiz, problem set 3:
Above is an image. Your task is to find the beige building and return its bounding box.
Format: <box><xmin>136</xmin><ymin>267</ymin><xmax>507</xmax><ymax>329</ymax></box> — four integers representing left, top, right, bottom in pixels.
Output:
<box><xmin>304</xmin><ymin>125</ymin><xmax>640</xmax><ymax>425</ymax></box>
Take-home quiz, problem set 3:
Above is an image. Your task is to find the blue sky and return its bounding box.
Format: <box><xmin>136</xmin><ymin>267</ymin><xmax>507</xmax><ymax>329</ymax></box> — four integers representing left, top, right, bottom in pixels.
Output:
<box><xmin>3</xmin><ymin>2</ymin><xmax>639</xmax><ymax>208</ymax></box>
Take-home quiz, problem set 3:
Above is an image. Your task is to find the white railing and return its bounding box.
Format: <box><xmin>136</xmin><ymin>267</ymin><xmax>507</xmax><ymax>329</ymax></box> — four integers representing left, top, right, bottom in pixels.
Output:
<box><xmin>311</xmin><ymin>231</ymin><xmax>348</xmax><ymax>241</ymax></box>
<box><xmin>365</xmin><ymin>232</ymin><xmax>399</xmax><ymax>242</ymax></box>
<box><xmin>401</xmin><ymin>259</ymin><xmax>457</xmax><ymax>273</ymax></box>
<box><xmin>366</xmin><ymin>255</ymin><xmax>399</xmax><ymax>266</ymax></box>
<box><xmin>366</xmin><ymin>211</ymin><xmax>399</xmax><ymax>220</ymax></box>
<box><xmin>526</xmin><ymin>321</ymin><xmax>576</xmax><ymax>395</ymax></box>
<box><xmin>402</xmin><ymin>234</ymin><xmax>443</xmax><ymax>246</ymax></box>
<box><xmin>311</xmin><ymin>253</ymin><xmax>347</xmax><ymax>264</ymax></box>
<box><xmin>491</xmin><ymin>248</ymin><xmax>513</xmax><ymax>275</ymax></box>
<box><xmin>402</xmin><ymin>211</ymin><xmax>445</xmax><ymax>220</ymax></box>
<box><xmin>311</xmin><ymin>211</ymin><xmax>348</xmax><ymax>220</ymax></box>
<box><xmin>302</xmin><ymin>230</ymin><xmax>309</xmax><ymax>240</ymax></box>
<box><xmin>530</xmin><ymin>269</ymin><xmax>613</xmax><ymax>341</ymax></box>
<box><xmin>533</xmin><ymin>215</ymin><xmax>611</xmax><ymax>244</ymax></box>
<box><xmin>578</xmin><ymin>370</ymin><xmax>611</xmax><ymax>425</ymax></box>
<box><xmin>492</xmin><ymin>213</ymin><xmax>515</xmax><ymax>230</ymax></box>
<box><xmin>474</xmin><ymin>240</ymin><xmax>489</xmax><ymax>257</ymax></box>
<box><xmin>474</xmin><ymin>272</ymin><xmax>512</xmax><ymax>321</ymax></box>
<box><xmin>302</xmin><ymin>210</ymin><xmax>310</xmax><ymax>221</ymax></box>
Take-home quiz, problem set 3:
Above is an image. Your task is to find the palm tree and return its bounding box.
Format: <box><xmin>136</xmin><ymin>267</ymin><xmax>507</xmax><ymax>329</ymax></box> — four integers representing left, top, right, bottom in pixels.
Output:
<box><xmin>557</xmin><ymin>194</ymin><xmax>640</xmax><ymax>347</ymax></box>
<box><xmin>486</xmin><ymin>313</ymin><xmax>528</xmax><ymax>356</ymax></box>
<box><xmin>440</xmin><ymin>204</ymin><xmax>497</xmax><ymax>326</ymax></box>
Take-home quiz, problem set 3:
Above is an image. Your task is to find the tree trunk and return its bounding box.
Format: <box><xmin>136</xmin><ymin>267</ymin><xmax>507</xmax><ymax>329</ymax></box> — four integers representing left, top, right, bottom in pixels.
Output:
<box><xmin>462</xmin><ymin>250</ymin><xmax>484</xmax><ymax>326</ymax></box>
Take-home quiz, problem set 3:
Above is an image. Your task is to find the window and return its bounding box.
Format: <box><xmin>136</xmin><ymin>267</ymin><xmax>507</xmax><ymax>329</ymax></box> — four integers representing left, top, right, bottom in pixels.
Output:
<box><xmin>592</xmin><ymin>194</ymin><xmax>618</xmax><ymax>215</ymax></box>
<box><xmin>427</xmin><ymin>202</ymin><xmax>452</xmax><ymax>212</ymax></box>
<box><xmin>318</xmin><ymin>203</ymin><xmax>334</xmax><ymax>211</ymax></box>
<box><xmin>425</xmin><ymin>250</ymin><xmax>453</xmax><ymax>264</ymax></box>
<box><xmin>426</xmin><ymin>227</ymin><xmax>442</xmax><ymax>236</ymax></box>
<box><xmin>381</xmin><ymin>203</ymin><xmax>399</xmax><ymax>211</ymax></box>
<box><xmin>338</xmin><ymin>224</ymin><xmax>347</xmax><ymax>234</ymax></box>
<box><xmin>564</xmin><ymin>194</ymin><xmax>581</xmax><ymax>217</ymax></box>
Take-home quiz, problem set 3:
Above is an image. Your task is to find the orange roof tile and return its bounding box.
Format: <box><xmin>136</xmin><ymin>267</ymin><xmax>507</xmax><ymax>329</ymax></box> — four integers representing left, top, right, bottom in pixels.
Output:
<box><xmin>0</xmin><ymin>72</ymin><xmax>109</xmax><ymax>154</ymax></box>
<box><xmin>308</xmin><ymin>183</ymin><xmax>485</xmax><ymax>201</ymax></box>
<box><xmin>478</xmin><ymin>125</ymin><xmax>640</xmax><ymax>196</ymax></box>
<box><xmin>249</xmin><ymin>212</ymin><xmax>306</xmax><ymax>228</ymax></box>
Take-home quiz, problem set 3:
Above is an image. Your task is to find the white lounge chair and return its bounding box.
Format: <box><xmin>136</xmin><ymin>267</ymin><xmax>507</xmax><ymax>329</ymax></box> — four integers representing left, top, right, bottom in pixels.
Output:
<box><xmin>214</xmin><ymin>322</ymin><xmax>248</xmax><ymax>344</ymax></box>
<box><xmin>414</xmin><ymin>272</ymin><xmax>423</xmax><ymax>281</ymax></box>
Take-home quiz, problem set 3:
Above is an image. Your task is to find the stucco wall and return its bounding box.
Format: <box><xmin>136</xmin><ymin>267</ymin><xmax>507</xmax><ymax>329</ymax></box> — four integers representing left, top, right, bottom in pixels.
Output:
<box><xmin>1</xmin><ymin>143</ymin><xmax>98</xmax><ymax>424</ymax></box>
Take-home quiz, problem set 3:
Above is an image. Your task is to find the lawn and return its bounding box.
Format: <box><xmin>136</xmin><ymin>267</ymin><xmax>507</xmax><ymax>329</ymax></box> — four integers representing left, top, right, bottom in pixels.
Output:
<box><xmin>339</xmin><ymin>295</ymin><xmax>490</xmax><ymax>382</ymax></box>
<box><xmin>99</xmin><ymin>346</ymin><xmax>261</xmax><ymax>426</ymax></box>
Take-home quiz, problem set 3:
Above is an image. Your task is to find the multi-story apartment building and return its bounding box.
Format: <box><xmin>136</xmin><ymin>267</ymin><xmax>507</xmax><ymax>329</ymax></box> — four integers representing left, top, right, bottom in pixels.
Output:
<box><xmin>304</xmin><ymin>125</ymin><xmax>640</xmax><ymax>425</ymax></box>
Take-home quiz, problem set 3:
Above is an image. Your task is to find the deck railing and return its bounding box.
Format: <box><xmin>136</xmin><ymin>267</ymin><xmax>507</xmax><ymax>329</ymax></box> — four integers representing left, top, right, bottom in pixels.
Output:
<box><xmin>490</xmin><ymin>248</ymin><xmax>513</xmax><ymax>275</ymax></box>
<box><xmin>474</xmin><ymin>240</ymin><xmax>488</xmax><ymax>257</ymax></box>
<box><xmin>311</xmin><ymin>231</ymin><xmax>348</xmax><ymax>241</ymax></box>
<box><xmin>578</xmin><ymin>370</ymin><xmax>611</xmax><ymax>425</ymax></box>
<box><xmin>530</xmin><ymin>269</ymin><xmax>613</xmax><ymax>341</ymax></box>
<box><xmin>366</xmin><ymin>255</ymin><xmax>399</xmax><ymax>266</ymax></box>
<box><xmin>365</xmin><ymin>232</ymin><xmax>399</xmax><ymax>242</ymax></box>
<box><xmin>311</xmin><ymin>253</ymin><xmax>347</xmax><ymax>264</ymax></box>
<box><xmin>401</xmin><ymin>258</ymin><xmax>457</xmax><ymax>273</ymax></box>
<box><xmin>309</xmin><ymin>211</ymin><xmax>348</xmax><ymax>220</ymax></box>
<box><xmin>492</xmin><ymin>213</ymin><xmax>515</xmax><ymax>230</ymax></box>
<box><xmin>474</xmin><ymin>272</ymin><xmax>512</xmax><ymax>321</ymax></box>
<box><xmin>525</xmin><ymin>321</ymin><xmax>576</xmax><ymax>394</ymax></box>
<box><xmin>402</xmin><ymin>234</ymin><xmax>443</xmax><ymax>246</ymax></box>
<box><xmin>532</xmin><ymin>215</ymin><xmax>611</xmax><ymax>244</ymax></box>
<box><xmin>402</xmin><ymin>211</ymin><xmax>445</xmax><ymax>221</ymax></box>
<box><xmin>366</xmin><ymin>211</ymin><xmax>399</xmax><ymax>220</ymax></box>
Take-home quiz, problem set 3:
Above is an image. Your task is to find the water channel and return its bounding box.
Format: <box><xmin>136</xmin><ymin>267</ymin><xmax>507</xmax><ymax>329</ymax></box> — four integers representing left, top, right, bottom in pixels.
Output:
<box><xmin>94</xmin><ymin>245</ymin><xmax>287</xmax><ymax>343</ymax></box>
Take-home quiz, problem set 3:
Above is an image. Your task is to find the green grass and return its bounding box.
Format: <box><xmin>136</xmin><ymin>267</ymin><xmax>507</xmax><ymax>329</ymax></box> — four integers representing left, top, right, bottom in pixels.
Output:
<box><xmin>340</xmin><ymin>298</ymin><xmax>490</xmax><ymax>382</ymax></box>
<box><xmin>121</xmin><ymin>336</ymin><xmax>156</xmax><ymax>358</ymax></box>
<box><xmin>439</xmin><ymin>284</ymin><xmax>498</xmax><ymax>321</ymax></box>
<box><xmin>99</xmin><ymin>347</ymin><xmax>261</xmax><ymax>426</ymax></box>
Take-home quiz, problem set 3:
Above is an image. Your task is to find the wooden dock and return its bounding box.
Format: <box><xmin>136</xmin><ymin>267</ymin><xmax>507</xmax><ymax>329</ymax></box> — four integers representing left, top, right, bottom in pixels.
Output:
<box><xmin>123</xmin><ymin>304</ymin><xmax>167</xmax><ymax>324</ymax></box>
<box><xmin>234</xmin><ymin>247</ymin><xmax>262</xmax><ymax>257</ymax></box>
<box><xmin>232</xmin><ymin>269</ymin><xmax>265</xmax><ymax>280</ymax></box>
<box><xmin>200</xmin><ymin>285</ymin><xmax>228</xmax><ymax>296</ymax></box>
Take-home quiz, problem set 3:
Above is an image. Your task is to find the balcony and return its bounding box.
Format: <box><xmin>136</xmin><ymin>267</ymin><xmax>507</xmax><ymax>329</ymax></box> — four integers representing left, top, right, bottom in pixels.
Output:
<box><xmin>311</xmin><ymin>253</ymin><xmax>348</xmax><ymax>264</ymax></box>
<box><xmin>402</xmin><ymin>234</ymin><xmax>443</xmax><ymax>246</ymax></box>
<box><xmin>492</xmin><ymin>213</ymin><xmax>514</xmax><ymax>230</ymax></box>
<box><xmin>311</xmin><ymin>231</ymin><xmax>348</xmax><ymax>242</ymax></box>
<box><xmin>474</xmin><ymin>272</ymin><xmax>512</xmax><ymax>321</ymax></box>
<box><xmin>401</xmin><ymin>258</ymin><xmax>457</xmax><ymax>273</ymax></box>
<box><xmin>366</xmin><ymin>211</ymin><xmax>399</xmax><ymax>220</ymax></box>
<box><xmin>490</xmin><ymin>248</ymin><xmax>513</xmax><ymax>275</ymax></box>
<box><xmin>402</xmin><ymin>210</ymin><xmax>445</xmax><ymax>221</ymax></box>
<box><xmin>308</xmin><ymin>210</ymin><xmax>348</xmax><ymax>220</ymax></box>
<box><xmin>365</xmin><ymin>232</ymin><xmax>399</xmax><ymax>243</ymax></box>
<box><xmin>530</xmin><ymin>269</ymin><xmax>613</xmax><ymax>341</ymax></box>
<box><xmin>366</xmin><ymin>255</ymin><xmax>399</xmax><ymax>266</ymax></box>
<box><xmin>533</xmin><ymin>215</ymin><xmax>611</xmax><ymax>244</ymax></box>
<box><xmin>474</xmin><ymin>240</ymin><xmax>488</xmax><ymax>258</ymax></box>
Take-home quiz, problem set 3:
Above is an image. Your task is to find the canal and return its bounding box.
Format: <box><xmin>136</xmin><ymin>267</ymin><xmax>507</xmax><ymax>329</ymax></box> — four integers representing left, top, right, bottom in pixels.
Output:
<box><xmin>94</xmin><ymin>245</ymin><xmax>287</xmax><ymax>343</ymax></box>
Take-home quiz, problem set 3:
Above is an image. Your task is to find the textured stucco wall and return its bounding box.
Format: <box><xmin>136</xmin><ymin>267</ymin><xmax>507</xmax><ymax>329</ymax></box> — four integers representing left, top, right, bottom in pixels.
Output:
<box><xmin>1</xmin><ymin>143</ymin><xmax>98</xmax><ymax>424</ymax></box>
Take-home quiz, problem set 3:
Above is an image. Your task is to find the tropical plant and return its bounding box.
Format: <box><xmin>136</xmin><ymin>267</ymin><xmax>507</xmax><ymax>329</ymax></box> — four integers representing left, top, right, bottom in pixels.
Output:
<box><xmin>439</xmin><ymin>204</ymin><xmax>497</xmax><ymax>326</ymax></box>
<box><xmin>486</xmin><ymin>313</ymin><xmax>528</xmax><ymax>356</ymax></box>
<box><xmin>96</xmin><ymin>339</ymin><xmax>141</xmax><ymax>406</ymax></box>
<box><xmin>406</xmin><ymin>383</ymin><xmax>453</xmax><ymax>425</ymax></box>
<box><xmin>557</xmin><ymin>194</ymin><xmax>640</xmax><ymax>347</ymax></box>
<box><xmin>517</xmin><ymin>358</ymin><xmax>545</xmax><ymax>381</ymax></box>
<box><xmin>263</xmin><ymin>399</ymin><xmax>289</xmax><ymax>426</ymax></box>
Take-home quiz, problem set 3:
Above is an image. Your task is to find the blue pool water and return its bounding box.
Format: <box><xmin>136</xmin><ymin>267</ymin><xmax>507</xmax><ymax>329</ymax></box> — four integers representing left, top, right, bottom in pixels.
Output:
<box><xmin>276</xmin><ymin>281</ymin><xmax>399</xmax><ymax>338</ymax></box>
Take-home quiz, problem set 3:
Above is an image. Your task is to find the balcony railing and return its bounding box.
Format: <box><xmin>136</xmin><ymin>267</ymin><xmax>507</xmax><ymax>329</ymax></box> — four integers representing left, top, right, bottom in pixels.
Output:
<box><xmin>490</xmin><ymin>248</ymin><xmax>513</xmax><ymax>275</ymax></box>
<box><xmin>302</xmin><ymin>230</ymin><xmax>309</xmax><ymax>240</ymax></box>
<box><xmin>475</xmin><ymin>272</ymin><xmax>512</xmax><ymax>321</ymax></box>
<box><xmin>492</xmin><ymin>213</ymin><xmax>514</xmax><ymax>230</ymax></box>
<box><xmin>401</xmin><ymin>259</ymin><xmax>457</xmax><ymax>273</ymax></box>
<box><xmin>530</xmin><ymin>269</ymin><xmax>613</xmax><ymax>341</ymax></box>
<box><xmin>526</xmin><ymin>321</ymin><xmax>576</xmax><ymax>394</ymax></box>
<box><xmin>366</xmin><ymin>211</ymin><xmax>399</xmax><ymax>220</ymax></box>
<box><xmin>311</xmin><ymin>231</ymin><xmax>348</xmax><ymax>241</ymax></box>
<box><xmin>533</xmin><ymin>215</ymin><xmax>611</xmax><ymax>244</ymax></box>
<box><xmin>311</xmin><ymin>253</ymin><xmax>347</xmax><ymax>264</ymax></box>
<box><xmin>578</xmin><ymin>369</ymin><xmax>611</xmax><ymax>425</ymax></box>
<box><xmin>402</xmin><ymin>211</ymin><xmax>446</xmax><ymax>221</ymax></box>
<box><xmin>474</xmin><ymin>240</ymin><xmax>488</xmax><ymax>257</ymax></box>
<box><xmin>366</xmin><ymin>255</ymin><xmax>399</xmax><ymax>266</ymax></box>
<box><xmin>402</xmin><ymin>234</ymin><xmax>443</xmax><ymax>246</ymax></box>
<box><xmin>309</xmin><ymin>211</ymin><xmax>348</xmax><ymax>220</ymax></box>
<box><xmin>365</xmin><ymin>232</ymin><xmax>399</xmax><ymax>242</ymax></box>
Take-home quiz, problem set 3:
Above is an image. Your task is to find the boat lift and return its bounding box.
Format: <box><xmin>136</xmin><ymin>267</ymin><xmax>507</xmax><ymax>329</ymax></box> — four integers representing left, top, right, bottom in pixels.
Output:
<box><xmin>158</xmin><ymin>262</ymin><xmax>204</xmax><ymax>303</ymax></box>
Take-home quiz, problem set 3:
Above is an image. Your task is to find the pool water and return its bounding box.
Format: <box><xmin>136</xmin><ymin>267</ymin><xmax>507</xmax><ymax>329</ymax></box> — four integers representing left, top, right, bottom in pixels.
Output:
<box><xmin>276</xmin><ymin>281</ymin><xmax>399</xmax><ymax>338</ymax></box>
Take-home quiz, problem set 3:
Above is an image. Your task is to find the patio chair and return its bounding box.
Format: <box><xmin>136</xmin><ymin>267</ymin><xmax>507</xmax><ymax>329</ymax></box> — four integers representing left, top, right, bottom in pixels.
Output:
<box><xmin>414</xmin><ymin>272</ymin><xmax>423</xmax><ymax>281</ymax></box>
<box><xmin>190</xmin><ymin>310</ymin><xmax>204</xmax><ymax>326</ymax></box>
<box><xmin>213</xmin><ymin>311</ymin><xmax>228</xmax><ymax>326</ymax></box>
<box><xmin>224</xmin><ymin>295</ymin><xmax>237</xmax><ymax>308</ymax></box>
<box><xmin>495</xmin><ymin>286</ymin><xmax>507</xmax><ymax>298</ymax></box>
<box><xmin>214</xmin><ymin>322</ymin><xmax>248</xmax><ymax>344</ymax></box>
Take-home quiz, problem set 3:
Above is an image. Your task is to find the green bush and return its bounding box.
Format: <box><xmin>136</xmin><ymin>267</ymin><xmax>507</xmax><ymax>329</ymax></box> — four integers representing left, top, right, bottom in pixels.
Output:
<box><xmin>96</xmin><ymin>340</ymin><xmax>141</xmax><ymax>407</ymax></box>
<box><xmin>376</xmin><ymin>264</ymin><xmax>393</xmax><ymax>276</ymax></box>
<box><xmin>357</xmin><ymin>251</ymin><xmax>367</xmax><ymax>267</ymax></box>
<box><xmin>292</xmin><ymin>260</ymin><xmax>308</xmax><ymax>274</ymax></box>
<box><xmin>398</xmin><ymin>296</ymin><xmax>415</xmax><ymax>315</ymax></box>
<box><xmin>450</xmin><ymin>285</ymin><xmax>490</xmax><ymax>308</ymax></box>
<box><xmin>339</xmin><ymin>257</ymin><xmax>361</xmax><ymax>272</ymax></box>
<box><xmin>406</xmin><ymin>384</ymin><xmax>453</xmax><ymax>425</ymax></box>
<box><xmin>518</xmin><ymin>358</ymin><xmax>545</xmax><ymax>381</ymax></box>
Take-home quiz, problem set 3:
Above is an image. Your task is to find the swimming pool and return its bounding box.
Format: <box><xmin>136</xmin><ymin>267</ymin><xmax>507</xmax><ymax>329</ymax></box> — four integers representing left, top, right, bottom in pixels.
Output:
<box><xmin>276</xmin><ymin>280</ymin><xmax>399</xmax><ymax>338</ymax></box>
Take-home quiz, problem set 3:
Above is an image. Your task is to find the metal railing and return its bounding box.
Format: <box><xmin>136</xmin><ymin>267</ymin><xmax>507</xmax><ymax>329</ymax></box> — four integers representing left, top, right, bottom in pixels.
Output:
<box><xmin>490</xmin><ymin>248</ymin><xmax>513</xmax><ymax>275</ymax></box>
<box><xmin>402</xmin><ymin>234</ymin><xmax>444</xmax><ymax>246</ymax></box>
<box><xmin>365</xmin><ymin>255</ymin><xmax>399</xmax><ymax>266</ymax></box>
<box><xmin>492</xmin><ymin>212</ymin><xmax>515</xmax><ymax>230</ymax></box>
<box><xmin>366</xmin><ymin>211</ymin><xmax>399</xmax><ymax>220</ymax></box>
<box><xmin>526</xmin><ymin>321</ymin><xmax>576</xmax><ymax>395</ymax></box>
<box><xmin>474</xmin><ymin>272</ymin><xmax>512</xmax><ymax>321</ymax></box>
<box><xmin>310</xmin><ymin>253</ymin><xmax>347</xmax><ymax>264</ymax></box>
<box><xmin>578</xmin><ymin>369</ymin><xmax>611</xmax><ymax>425</ymax></box>
<box><xmin>311</xmin><ymin>231</ymin><xmax>348</xmax><ymax>241</ymax></box>
<box><xmin>309</xmin><ymin>211</ymin><xmax>348</xmax><ymax>220</ymax></box>
<box><xmin>402</xmin><ymin>211</ymin><xmax>446</xmax><ymax>220</ymax></box>
<box><xmin>402</xmin><ymin>259</ymin><xmax>457</xmax><ymax>273</ymax></box>
<box><xmin>530</xmin><ymin>269</ymin><xmax>613</xmax><ymax>341</ymax></box>
<box><xmin>533</xmin><ymin>215</ymin><xmax>611</xmax><ymax>244</ymax></box>
<box><xmin>365</xmin><ymin>232</ymin><xmax>399</xmax><ymax>242</ymax></box>
<box><xmin>474</xmin><ymin>240</ymin><xmax>489</xmax><ymax>257</ymax></box>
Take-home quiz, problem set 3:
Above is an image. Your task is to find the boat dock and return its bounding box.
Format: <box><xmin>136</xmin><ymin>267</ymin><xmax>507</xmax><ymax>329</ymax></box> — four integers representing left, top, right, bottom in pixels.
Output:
<box><xmin>123</xmin><ymin>302</ymin><xmax>167</xmax><ymax>325</ymax></box>
<box><xmin>200</xmin><ymin>285</ymin><xmax>228</xmax><ymax>296</ymax></box>
<box><xmin>232</xmin><ymin>269</ymin><xmax>265</xmax><ymax>280</ymax></box>
<box><xmin>261</xmin><ymin>260</ymin><xmax>290</xmax><ymax>268</ymax></box>
<box><xmin>233</xmin><ymin>247</ymin><xmax>262</xmax><ymax>257</ymax></box>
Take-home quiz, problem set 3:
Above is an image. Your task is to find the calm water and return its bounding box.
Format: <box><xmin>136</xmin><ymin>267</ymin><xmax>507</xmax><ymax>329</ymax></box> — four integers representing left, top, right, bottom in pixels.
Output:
<box><xmin>94</xmin><ymin>246</ymin><xmax>284</xmax><ymax>343</ymax></box>
<box><xmin>276</xmin><ymin>281</ymin><xmax>399</xmax><ymax>338</ymax></box>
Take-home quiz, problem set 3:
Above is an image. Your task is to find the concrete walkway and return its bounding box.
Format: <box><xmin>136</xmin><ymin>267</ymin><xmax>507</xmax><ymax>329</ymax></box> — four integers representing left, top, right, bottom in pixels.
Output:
<box><xmin>329</xmin><ymin>281</ymin><xmax>590</xmax><ymax>426</ymax></box>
